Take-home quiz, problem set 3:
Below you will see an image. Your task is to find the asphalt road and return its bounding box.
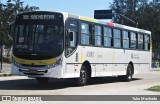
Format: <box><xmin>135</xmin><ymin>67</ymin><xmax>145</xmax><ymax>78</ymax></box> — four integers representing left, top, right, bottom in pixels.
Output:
<box><xmin>0</xmin><ymin>71</ymin><xmax>160</xmax><ymax>95</ymax></box>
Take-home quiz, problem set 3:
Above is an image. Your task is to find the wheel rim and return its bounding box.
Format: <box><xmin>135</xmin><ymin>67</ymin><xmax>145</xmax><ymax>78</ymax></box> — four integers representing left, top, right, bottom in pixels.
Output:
<box><xmin>128</xmin><ymin>67</ymin><xmax>132</xmax><ymax>80</ymax></box>
<box><xmin>80</xmin><ymin>70</ymin><xmax>86</xmax><ymax>83</ymax></box>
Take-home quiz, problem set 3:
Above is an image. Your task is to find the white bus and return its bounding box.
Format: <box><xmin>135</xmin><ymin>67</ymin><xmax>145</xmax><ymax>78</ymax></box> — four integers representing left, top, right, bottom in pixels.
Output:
<box><xmin>11</xmin><ymin>11</ymin><xmax>152</xmax><ymax>86</ymax></box>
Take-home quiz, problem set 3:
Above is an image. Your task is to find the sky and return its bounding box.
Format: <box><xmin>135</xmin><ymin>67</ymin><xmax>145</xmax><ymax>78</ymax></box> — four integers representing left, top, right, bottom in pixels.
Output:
<box><xmin>21</xmin><ymin>0</ymin><xmax>113</xmax><ymax>18</ymax></box>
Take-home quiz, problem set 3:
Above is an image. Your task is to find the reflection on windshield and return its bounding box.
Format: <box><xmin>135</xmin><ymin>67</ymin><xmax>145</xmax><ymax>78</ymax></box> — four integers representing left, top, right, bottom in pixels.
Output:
<box><xmin>14</xmin><ymin>24</ymin><xmax>63</xmax><ymax>54</ymax></box>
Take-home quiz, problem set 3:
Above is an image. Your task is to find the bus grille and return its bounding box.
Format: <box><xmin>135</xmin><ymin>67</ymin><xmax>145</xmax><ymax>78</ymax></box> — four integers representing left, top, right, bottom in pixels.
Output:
<box><xmin>19</xmin><ymin>69</ymin><xmax>48</xmax><ymax>75</ymax></box>
<box><xmin>21</xmin><ymin>64</ymin><xmax>46</xmax><ymax>67</ymax></box>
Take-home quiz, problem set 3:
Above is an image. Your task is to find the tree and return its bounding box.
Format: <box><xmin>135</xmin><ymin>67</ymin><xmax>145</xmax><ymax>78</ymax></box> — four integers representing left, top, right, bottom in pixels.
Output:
<box><xmin>110</xmin><ymin>0</ymin><xmax>160</xmax><ymax>61</ymax></box>
<box><xmin>0</xmin><ymin>0</ymin><xmax>39</xmax><ymax>57</ymax></box>
<box><xmin>110</xmin><ymin>0</ymin><xmax>139</xmax><ymax>26</ymax></box>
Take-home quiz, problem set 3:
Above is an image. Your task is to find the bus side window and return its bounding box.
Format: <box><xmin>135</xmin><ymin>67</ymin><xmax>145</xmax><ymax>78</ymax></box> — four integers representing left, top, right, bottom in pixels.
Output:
<box><xmin>93</xmin><ymin>25</ymin><xmax>102</xmax><ymax>46</ymax></box>
<box><xmin>122</xmin><ymin>30</ymin><xmax>129</xmax><ymax>49</ymax></box>
<box><xmin>130</xmin><ymin>32</ymin><xmax>137</xmax><ymax>49</ymax></box>
<box><xmin>138</xmin><ymin>34</ymin><xmax>144</xmax><ymax>50</ymax></box>
<box><xmin>144</xmin><ymin>35</ymin><xmax>150</xmax><ymax>51</ymax></box>
<box><xmin>113</xmin><ymin>29</ymin><xmax>121</xmax><ymax>48</ymax></box>
<box><xmin>104</xmin><ymin>27</ymin><xmax>112</xmax><ymax>47</ymax></box>
<box><xmin>81</xmin><ymin>23</ymin><xmax>90</xmax><ymax>45</ymax></box>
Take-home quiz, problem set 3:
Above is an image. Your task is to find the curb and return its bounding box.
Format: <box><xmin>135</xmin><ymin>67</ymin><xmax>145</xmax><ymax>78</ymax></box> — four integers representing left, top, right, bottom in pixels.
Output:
<box><xmin>150</xmin><ymin>70</ymin><xmax>160</xmax><ymax>71</ymax></box>
<box><xmin>150</xmin><ymin>69</ymin><xmax>160</xmax><ymax>71</ymax></box>
<box><xmin>0</xmin><ymin>73</ymin><xmax>12</xmax><ymax>77</ymax></box>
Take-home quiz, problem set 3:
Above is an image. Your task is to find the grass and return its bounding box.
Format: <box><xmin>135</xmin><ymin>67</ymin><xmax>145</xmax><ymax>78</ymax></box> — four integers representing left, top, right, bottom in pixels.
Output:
<box><xmin>151</xmin><ymin>68</ymin><xmax>160</xmax><ymax>71</ymax></box>
<box><xmin>147</xmin><ymin>85</ymin><xmax>160</xmax><ymax>92</ymax></box>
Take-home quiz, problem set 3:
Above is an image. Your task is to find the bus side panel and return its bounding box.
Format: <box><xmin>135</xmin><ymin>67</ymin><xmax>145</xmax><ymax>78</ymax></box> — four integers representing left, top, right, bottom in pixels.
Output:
<box><xmin>79</xmin><ymin>46</ymin><xmax>97</xmax><ymax>77</ymax></box>
<box><xmin>64</xmin><ymin>50</ymin><xmax>80</xmax><ymax>78</ymax></box>
<box><xmin>65</xmin><ymin>64</ymin><xmax>75</xmax><ymax>78</ymax></box>
<box><xmin>138</xmin><ymin>51</ymin><xmax>150</xmax><ymax>73</ymax></box>
<box><xmin>112</xmin><ymin>49</ymin><xmax>127</xmax><ymax>76</ymax></box>
<box><xmin>126</xmin><ymin>50</ymin><xmax>138</xmax><ymax>73</ymax></box>
<box><xmin>65</xmin><ymin>46</ymin><xmax>98</xmax><ymax>77</ymax></box>
<box><xmin>97</xmin><ymin>48</ymin><xmax>113</xmax><ymax>76</ymax></box>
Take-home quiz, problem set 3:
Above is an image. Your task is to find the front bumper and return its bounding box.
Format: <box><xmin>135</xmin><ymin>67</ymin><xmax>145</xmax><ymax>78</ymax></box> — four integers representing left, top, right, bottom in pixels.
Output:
<box><xmin>11</xmin><ymin>64</ymin><xmax>64</xmax><ymax>78</ymax></box>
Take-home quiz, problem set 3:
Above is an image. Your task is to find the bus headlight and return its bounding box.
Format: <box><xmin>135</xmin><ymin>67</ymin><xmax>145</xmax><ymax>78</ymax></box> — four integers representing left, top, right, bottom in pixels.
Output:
<box><xmin>47</xmin><ymin>58</ymin><xmax>62</xmax><ymax>69</ymax></box>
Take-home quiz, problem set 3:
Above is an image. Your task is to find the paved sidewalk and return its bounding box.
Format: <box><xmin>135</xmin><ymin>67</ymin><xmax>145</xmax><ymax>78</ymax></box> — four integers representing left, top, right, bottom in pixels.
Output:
<box><xmin>0</xmin><ymin>63</ymin><xmax>11</xmax><ymax>77</ymax></box>
<box><xmin>0</xmin><ymin>65</ymin><xmax>159</xmax><ymax>77</ymax></box>
<box><xmin>150</xmin><ymin>68</ymin><xmax>160</xmax><ymax>71</ymax></box>
<box><xmin>0</xmin><ymin>70</ymin><xmax>11</xmax><ymax>77</ymax></box>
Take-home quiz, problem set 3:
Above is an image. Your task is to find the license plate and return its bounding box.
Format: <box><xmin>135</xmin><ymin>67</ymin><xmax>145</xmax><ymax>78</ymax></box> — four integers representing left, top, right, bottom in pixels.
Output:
<box><xmin>28</xmin><ymin>70</ymin><xmax>37</xmax><ymax>74</ymax></box>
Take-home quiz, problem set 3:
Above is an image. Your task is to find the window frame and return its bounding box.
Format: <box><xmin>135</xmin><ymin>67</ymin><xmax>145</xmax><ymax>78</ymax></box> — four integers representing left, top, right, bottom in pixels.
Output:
<box><xmin>103</xmin><ymin>26</ymin><xmax>112</xmax><ymax>48</ymax></box>
<box><xmin>93</xmin><ymin>25</ymin><xmax>102</xmax><ymax>47</ymax></box>
<box><xmin>130</xmin><ymin>32</ymin><xmax>137</xmax><ymax>49</ymax></box>
<box><xmin>113</xmin><ymin>28</ymin><xmax>122</xmax><ymax>48</ymax></box>
<box><xmin>78</xmin><ymin>20</ymin><xmax>151</xmax><ymax>52</ymax></box>
<box><xmin>122</xmin><ymin>30</ymin><xmax>129</xmax><ymax>49</ymax></box>
<box><xmin>137</xmin><ymin>33</ymin><xmax>144</xmax><ymax>50</ymax></box>
<box><xmin>80</xmin><ymin>22</ymin><xmax>91</xmax><ymax>45</ymax></box>
<box><xmin>65</xmin><ymin>18</ymin><xmax>79</xmax><ymax>57</ymax></box>
<box><xmin>144</xmin><ymin>34</ymin><xmax>150</xmax><ymax>51</ymax></box>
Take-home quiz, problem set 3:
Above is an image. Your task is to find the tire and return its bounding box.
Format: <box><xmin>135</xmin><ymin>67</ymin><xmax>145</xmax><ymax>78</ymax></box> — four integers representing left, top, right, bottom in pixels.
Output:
<box><xmin>36</xmin><ymin>77</ymin><xmax>49</xmax><ymax>85</ymax></box>
<box><xmin>125</xmin><ymin>64</ymin><xmax>133</xmax><ymax>82</ymax></box>
<box><xmin>77</xmin><ymin>66</ymin><xmax>88</xmax><ymax>86</ymax></box>
<box><xmin>118</xmin><ymin>64</ymin><xmax>133</xmax><ymax>82</ymax></box>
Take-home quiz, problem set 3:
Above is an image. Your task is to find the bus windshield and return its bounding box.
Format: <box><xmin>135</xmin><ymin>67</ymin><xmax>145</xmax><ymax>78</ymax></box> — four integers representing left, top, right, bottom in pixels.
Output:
<box><xmin>13</xmin><ymin>17</ymin><xmax>64</xmax><ymax>59</ymax></box>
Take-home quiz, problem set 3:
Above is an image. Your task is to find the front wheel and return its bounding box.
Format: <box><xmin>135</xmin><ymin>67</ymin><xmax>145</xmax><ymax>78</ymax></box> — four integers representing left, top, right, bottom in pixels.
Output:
<box><xmin>76</xmin><ymin>66</ymin><xmax>88</xmax><ymax>86</ymax></box>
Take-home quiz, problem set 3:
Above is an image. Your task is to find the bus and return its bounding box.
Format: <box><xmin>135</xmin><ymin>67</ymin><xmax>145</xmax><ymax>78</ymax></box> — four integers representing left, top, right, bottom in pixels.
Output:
<box><xmin>11</xmin><ymin>11</ymin><xmax>152</xmax><ymax>86</ymax></box>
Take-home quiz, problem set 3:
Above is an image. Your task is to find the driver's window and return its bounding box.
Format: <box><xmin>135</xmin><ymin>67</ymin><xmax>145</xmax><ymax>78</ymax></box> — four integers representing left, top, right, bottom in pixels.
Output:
<box><xmin>65</xmin><ymin>19</ymin><xmax>78</xmax><ymax>57</ymax></box>
<box><xmin>65</xmin><ymin>30</ymin><xmax>77</xmax><ymax>56</ymax></box>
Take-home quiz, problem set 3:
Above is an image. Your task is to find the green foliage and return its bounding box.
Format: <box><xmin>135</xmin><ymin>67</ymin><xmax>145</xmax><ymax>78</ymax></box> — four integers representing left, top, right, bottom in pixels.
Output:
<box><xmin>110</xmin><ymin>0</ymin><xmax>160</xmax><ymax>60</ymax></box>
<box><xmin>0</xmin><ymin>0</ymin><xmax>39</xmax><ymax>49</ymax></box>
<box><xmin>147</xmin><ymin>85</ymin><xmax>160</xmax><ymax>92</ymax></box>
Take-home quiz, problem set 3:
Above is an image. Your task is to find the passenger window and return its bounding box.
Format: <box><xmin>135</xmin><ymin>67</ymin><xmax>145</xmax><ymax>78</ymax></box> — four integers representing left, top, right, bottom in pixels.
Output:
<box><xmin>104</xmin><ymin>27</ymin><xmax>112</xmax><ymax>47</ymax></box>
<box><xmin>81</xmin><ymin>23</ymin><xmax>90</xmax><ymax>45</ymax></box>
<box><xmin>144</xmin><ymin>35</ymin><xmax>150</xmax><ymax>51</ymax></box>
<box><xmin>138</xmin><ymin>34</ymin><xmax>144</xmax><ymax>50</ymax></box>
<box><xmin>122</xmin><ymin>31</ymin><xmax>129</xmax><ymax>49</ymax></box>
<box><xmin>130</xmin><ymin>32</ymin><xmax>137</xmax><ymax>49</ymax></box>
<box><xmin>93</xmin><ymin>25</ymin><xmax>102</xmax><ymax>46</ymax></box>
<box><xmin>113</xmin><ymin>29</ymin><xmax>121</xmax><ymax>48</ymax></box>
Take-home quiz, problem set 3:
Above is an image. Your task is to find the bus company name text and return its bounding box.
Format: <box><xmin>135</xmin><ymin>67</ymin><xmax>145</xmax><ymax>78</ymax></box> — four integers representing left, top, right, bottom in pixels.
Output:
<box><xmin>86</xmin><ymin>52</ymin><xmax>94</xmax><ymax>57</ymax></box>
<box><xmin>23</xmin><ymin>15</ymin><xmax>55</xmax><ymax>20</ymax></box>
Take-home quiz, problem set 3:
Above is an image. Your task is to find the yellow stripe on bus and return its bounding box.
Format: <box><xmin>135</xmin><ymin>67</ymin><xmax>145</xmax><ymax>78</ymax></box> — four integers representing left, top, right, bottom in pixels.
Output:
<box><xmin>80</xmin><ymin>16</ymin><xmax>99</xmax><ymax>23</ymax></box>
<box><xmin>80</xmin><ymin>54</ymin><xmax>84</xmax><ymax>63</ymax></box>
<box><xmin>13</xmin><ymin>56</ymin><xmax>57</xmax><ymax>65</ymax></box>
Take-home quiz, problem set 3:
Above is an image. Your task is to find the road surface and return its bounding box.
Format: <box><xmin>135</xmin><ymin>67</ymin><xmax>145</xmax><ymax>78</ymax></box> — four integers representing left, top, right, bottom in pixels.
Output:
<box><xmin>0</xmin><ymin>71</ymin><xmax>160</xmax><ymax>104</ymax></box>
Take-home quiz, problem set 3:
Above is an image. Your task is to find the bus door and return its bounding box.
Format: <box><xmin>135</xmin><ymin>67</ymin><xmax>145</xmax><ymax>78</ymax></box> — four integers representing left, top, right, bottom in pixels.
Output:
<box><xmin>65</xmin><ymin>19</ymin><xmax>80</xmax><ymax>77</ymax></box>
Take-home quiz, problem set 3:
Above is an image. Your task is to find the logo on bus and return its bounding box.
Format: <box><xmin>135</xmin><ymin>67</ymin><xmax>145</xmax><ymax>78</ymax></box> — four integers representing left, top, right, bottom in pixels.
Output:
<box><xmin>86</xmin><ymin>52</ymin><xmax>94</xmax><ymax>57</ymax></box>
<box><xmin>131</xmin><ymin>53</ymin><xmax>139</xmax><ymax>59</ymax></box>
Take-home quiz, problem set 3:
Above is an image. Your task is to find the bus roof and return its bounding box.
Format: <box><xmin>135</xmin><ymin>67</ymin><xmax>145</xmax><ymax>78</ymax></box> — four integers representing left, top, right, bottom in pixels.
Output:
<box><xmin>17</xmin><ymin>10</ymin><xmax>151</xmax><ymax>34</ymax></box>
<box><xmin>65</xmin><ymin>12</ymin><xmax>151</xmax><ymax>35</ymax></box>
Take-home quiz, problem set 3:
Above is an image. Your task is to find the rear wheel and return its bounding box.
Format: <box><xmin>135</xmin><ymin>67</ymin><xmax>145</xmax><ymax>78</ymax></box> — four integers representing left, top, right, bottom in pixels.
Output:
<box><xmin>125</xmin><ymin>64</ymin><xmax>133</xmax><ymax>81</ymax></box>
<box><xmin>119</xmin><ymin>64</ymin><xmax>133</xmax><ymax>82</ymax></box>
<box><xmin>36</xmin><ymin>77</ymin><xmax>49</xmax><ymax>85</ymax></box>
<box><xmin>77</xmin><ymin>66</ymin><xmax>88</xmax><ymax>86</ymax></box>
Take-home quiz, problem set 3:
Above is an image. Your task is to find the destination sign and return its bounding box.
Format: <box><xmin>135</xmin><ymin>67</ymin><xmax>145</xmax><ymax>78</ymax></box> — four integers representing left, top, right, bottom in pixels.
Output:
<box><xmin>22</xmin><ymin>15</ymin><xmax>55</xmax><ymax>20</ymax></box>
